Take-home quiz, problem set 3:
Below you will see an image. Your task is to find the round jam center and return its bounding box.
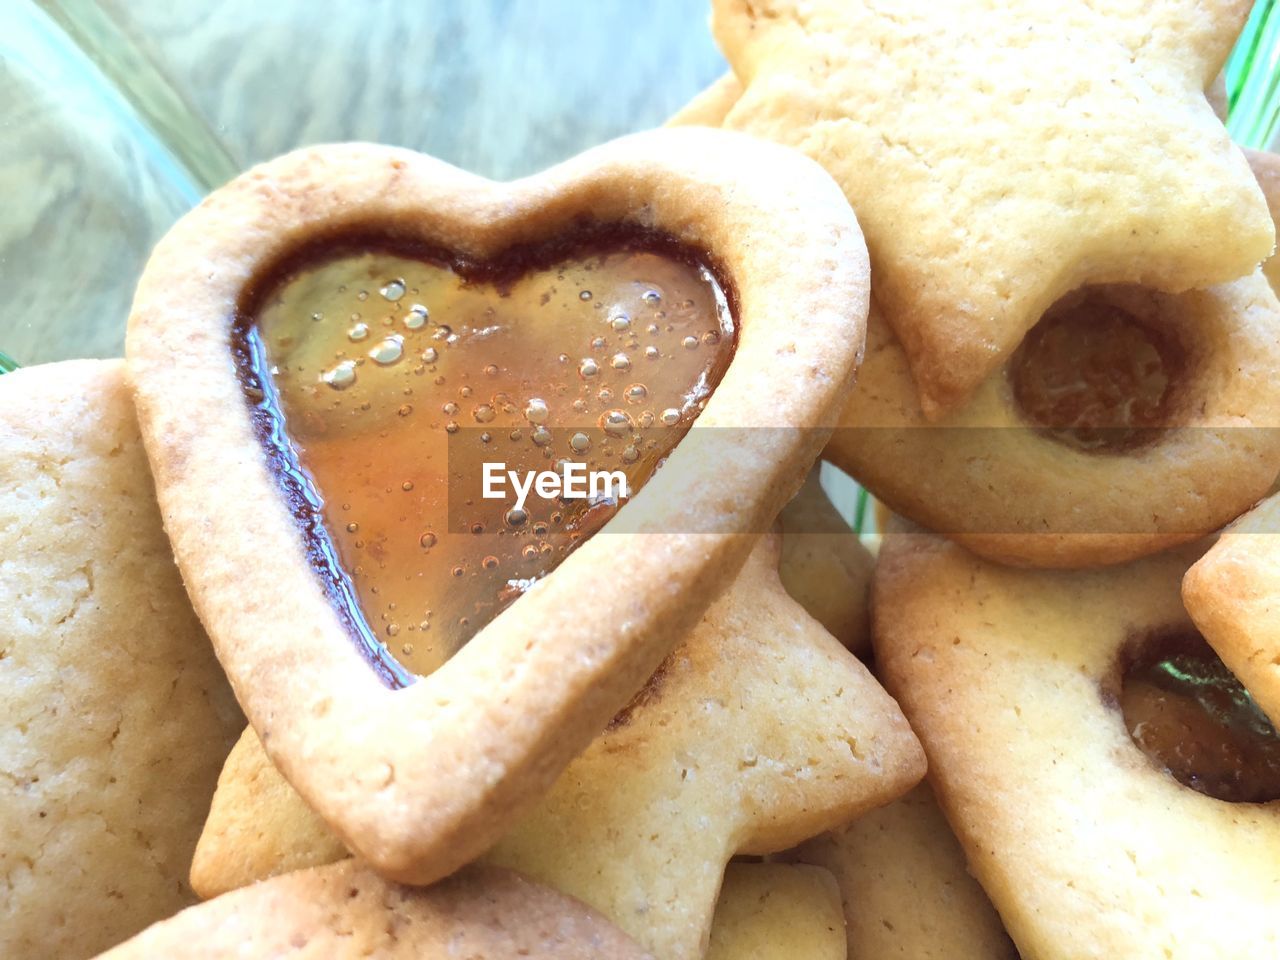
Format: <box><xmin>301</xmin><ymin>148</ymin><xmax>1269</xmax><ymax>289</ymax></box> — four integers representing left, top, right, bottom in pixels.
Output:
<box><xmin>1121</xmin><ymin>630</ymin><xmax>1280</xmax><ymax>803</ymax></box>
<box><xmin>248</xmin><ymin>239</ymin><xmax>733</xmax><ymax>679</ymax></box>
<box><xmin>1010</xmin><ymin>293</ymin><xmax>1179</xmax><ymax>452</ymax></box>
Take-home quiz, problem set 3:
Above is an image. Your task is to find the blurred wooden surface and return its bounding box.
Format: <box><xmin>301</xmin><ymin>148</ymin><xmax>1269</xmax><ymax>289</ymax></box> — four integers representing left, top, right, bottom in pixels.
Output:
<box><xmin>0</xmin><ymin>0</ymin><xmax>725</xmax><ymax>366</ymax></box>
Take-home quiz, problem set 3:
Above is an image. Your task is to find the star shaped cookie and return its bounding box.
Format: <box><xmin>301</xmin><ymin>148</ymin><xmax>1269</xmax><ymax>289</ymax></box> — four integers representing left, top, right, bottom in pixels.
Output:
<box><xmin>713</xmin><ymin>0</ymin><xmax>1272</xmax><ymax>414</ymax></box>
<box><xmin>189</xmin><ymin>539</ymin><xmax>925</xmax><ymax>959</ymax></box>
<box><xmin>798</xmin><ymin>784</ymin><xmax>1017</xmax><ymax>959</ymax></box>
<box><xmin>875</xmin><ymin>534</ymin><xmax>1280</xmax><ymax>958</ymax></box>
<box><xmin>777</xmin><ymin>470</ymin><xmax>875</xmax><ymax>656</ymax></box>
<box><xmin>97</xmin><ymin>861</ymin><xmax>652</xmax><ymax>959</ymax></box>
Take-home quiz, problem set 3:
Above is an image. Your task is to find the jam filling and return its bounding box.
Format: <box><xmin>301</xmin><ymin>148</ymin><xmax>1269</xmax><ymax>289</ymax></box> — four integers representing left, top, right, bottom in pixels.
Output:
<box><xmin>1010</xmin><ymin>291</ymin><xmax>1183</xmax><ymax>452</ymax></box>
<box><xmin>1121</xmin><ymin>630</ymin><xmax>1280</xmax><ymax>804</ymax></box>
<box><xmin>234</xmin><ymin>228</ymin><xmax>735</xmax><ymax>683</ymax></box>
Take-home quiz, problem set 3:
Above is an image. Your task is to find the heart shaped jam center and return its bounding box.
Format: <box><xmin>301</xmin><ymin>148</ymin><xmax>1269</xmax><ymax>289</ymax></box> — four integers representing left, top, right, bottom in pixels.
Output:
<box><xmin>235</xmin><ymin>229</ymin><xmax>734</xmax><ymax>683</ymax></box>
<box><xmin>1121</xmin><ymin>629</ymin><xmax>1280</xmax><ymax>803</ymax></box>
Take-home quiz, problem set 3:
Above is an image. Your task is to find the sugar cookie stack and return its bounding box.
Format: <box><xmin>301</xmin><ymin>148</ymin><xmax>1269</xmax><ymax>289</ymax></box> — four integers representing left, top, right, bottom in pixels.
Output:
<box><xmin>687</xmin><ymin>1</ymin><xmax>1280</xmax><ymax>956</ymax></box>
<box><xmin>6</xmin><ymin>2</ymin><xmax>1280</xmax><ymax>959</ymax></box>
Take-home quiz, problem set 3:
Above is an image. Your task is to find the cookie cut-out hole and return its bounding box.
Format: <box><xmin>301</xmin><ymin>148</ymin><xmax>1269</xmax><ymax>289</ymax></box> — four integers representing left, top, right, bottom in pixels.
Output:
<box><xmin>1010</xmin><ymin>290</ymin><xmax>1184</xmax><ymax>452</ymax></box>
<box><xmin>1120</xmin><ymin>629</ymin><xmax>1280</xmax><ymax>803</ymax></box>
<box><xmin>234</xmin><ymin>227</ymin><xmax>735</xmax><ymax>683</ymax></box>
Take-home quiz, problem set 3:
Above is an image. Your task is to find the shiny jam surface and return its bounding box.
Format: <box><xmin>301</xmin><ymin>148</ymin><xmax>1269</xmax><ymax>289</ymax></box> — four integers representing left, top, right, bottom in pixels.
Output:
<box><xmin>1010</xmin><ymin>292</ymin><xmax>1181</xmax><ymax>452</ymax></box>
<box><xmin>1121</xmin><ymin>631</ymin><xmax>1280</xmax><ymax>803</ymax></box>
<box><xmin>240</xmin><ymin>234</ymin><xmax>734</xmax><ymax>680</ymax></box>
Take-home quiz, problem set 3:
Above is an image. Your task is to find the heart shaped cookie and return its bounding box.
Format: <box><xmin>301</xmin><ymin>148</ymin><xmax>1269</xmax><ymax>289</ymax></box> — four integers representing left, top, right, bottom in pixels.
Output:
<box><xmin>125</xmin><ymin>127</ymin><xmax>869</xmax><ymax>884</ymax></box>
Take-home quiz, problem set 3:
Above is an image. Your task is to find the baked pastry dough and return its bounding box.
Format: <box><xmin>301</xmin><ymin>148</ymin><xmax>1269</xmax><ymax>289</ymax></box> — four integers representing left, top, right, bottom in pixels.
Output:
<box><xmin>1249</xmin><ymin>148</ymin><xmax>1280</xmax><ymax>293</ymax></box>
<box><xmin>126</xmin><ymin>128</ymin><xmax>870</xmax><ymax>883</ymax></box>
<box><xmin>706</xmin><ymin>863</ymin><xmax>845</xmax><ymax>960</ymax></box>
<box><xmin>189</xmin><ymin>539</ymin><xmax>924</xmax><ymax>958</ymax></box>
<box><xmin>0</xmin><ymin>360</ymin><xmax>242</xmax><ymax>960</ymax></box>
<box><xmin>1182</xmin><ymin>488</ymin><xmax>1280</xmax><ymax>727</ymax></box>
<box><xmin>712</xmin><ymin>0</ymin><xmax>1271</xmax><ymax>415</ymax></box>
<box><xmin>827</xmin><ymin>279</ymin><xmax>1280</xmax><ymax>567</ymax></box>
<box><xmin>777</xmin><ymin>470</ymin><xmax>874</xmax><ymax>655</ymax></box>
<box><xmin>666</xmin><ymin>72</ymin><xmax>743</xmax><ymax>127</ymax></box>
<box><xmin>874</xmin><ymin>533</ymin><xmax>1280</xmax><ymax>958</ymax></box>
<box><xmin>798</xmin><ymin>784</ymin><xmax>1016</xmax><ymax>960</ymax></box>
<box><xmin>1184</xmin><ymin>493</ymin><xmax>1280</xmax><ymax>728</ymax></box>
<box><xmin>673</xmin><ymin>65</ymin><xmax>1280</xmax><ymax>570</ymax></box>
<box><xmin>1178</xmin><ymin>149</ymin><xmax>1280</xmax><ymax>728</ymax></box>
<box><xmin>94</xmin><ymin>861</ymin><xmax>651</xmax><ymax>960</ymax></box>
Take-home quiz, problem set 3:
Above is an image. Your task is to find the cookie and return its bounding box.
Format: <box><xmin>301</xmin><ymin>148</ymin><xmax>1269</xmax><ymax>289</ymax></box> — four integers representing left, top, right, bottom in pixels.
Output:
<box><xmin>1249</xmin><ymin>149</ymin><xmax>1280</xmax><ymax>291</ymax></box>
<box><xmin>706</xmin><ymin>863</ymin><xmax>845</xmax><ymax>960</ymax></box>
<box><xmin>777</xmin><ymin>470</ymin><xmax>874</xmax><ymax>655</ymax></box>
<box><xmin>675</xmin><ymin>59</ymin><xmax>1231</xmax><ymax>167</ymax></box>
<box><xmin>712</xmin><ymin>0</ymin><xmax>1271</xmax><ymax>415</ymax></box>
<box><xmin>826</xmin><ymin>273</ymin><xmax>1280</xmax><ymax>568</ymax></box>
<box><xmin>874</xmin><ymin>533</ymin><xmax>1280</xmax><ymax>958</ymax></box>
<box><xmin>190</xmin><ymin>538</ymin><xmax>925</xmax><ymax>958</ymax></box>
<box><xmin>1177</xmin><ymin>150</ymin><xmax>1280</xmax><ymax>725</ymax></box>
<box><xmin>189</xmin><ymin>726</ymin><xmax>350</xmax><ymax>894</ymax></box>
<box><xmin>672</xmin><ymin>22</ymin><xmax>1280</xmax><ymax>569</ymax></box>
<box><xmin>798</xmin><ymin>784</ymin><xmax>1016</xmax><ymax>960</ymax></box>
<box><xmin>95</xmin><ymin>860</ymin><xmax>651</xmax><ymax>959</ymax></box>
<box><xmin>1183</xmin><ymin>492</ymin><xmax>1280</xmax><ymax>728</ymax></box>
<box><xmin>666</xmin><ymin>72</ymin><xmax>743</xmax><ymax>127</ymax></box>
<box><xmin>0</xmin><ymin>360</ymin><xmax>243</xmax><ymax>960</ymax></box>
<box><xmin>126</xmin><ymin>128</ymin><xmax>871</xmax><ymax>884</ymax></box>
<box><xmin>1207</xmin><ymin>72</ymin><xmax>1230</xmax><ymax>121</ymax></box>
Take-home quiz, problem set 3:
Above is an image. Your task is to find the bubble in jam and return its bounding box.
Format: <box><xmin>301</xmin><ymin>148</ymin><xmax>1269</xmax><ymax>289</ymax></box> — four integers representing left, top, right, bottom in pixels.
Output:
<box><xmin>1121</xmin><ymin>629</ymin><xmax>1280</xmax><ymax>803</ymax></box>
<box><xmin>246</xmin><ymin>237</ymin><xmax>734</xmax><ymax>678</ymax></box>
<box><xmin>322</xmin><ymin>359</ymin><xmax>357</xmax><ymax>390</ymax></box>
<box><xmin>524</xmin><ymin>398</ymin><xmax>549</xmax><ymax>424</ymax></box>
<box><xmin>404</xmin><ymin>304</ymin><xmax>429</xmax><ymax>329</ymax></box>
<box><xmin>369</xmin><ymin>336</ymin><xmax>404</xmax><ymax>365</ymax></box>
